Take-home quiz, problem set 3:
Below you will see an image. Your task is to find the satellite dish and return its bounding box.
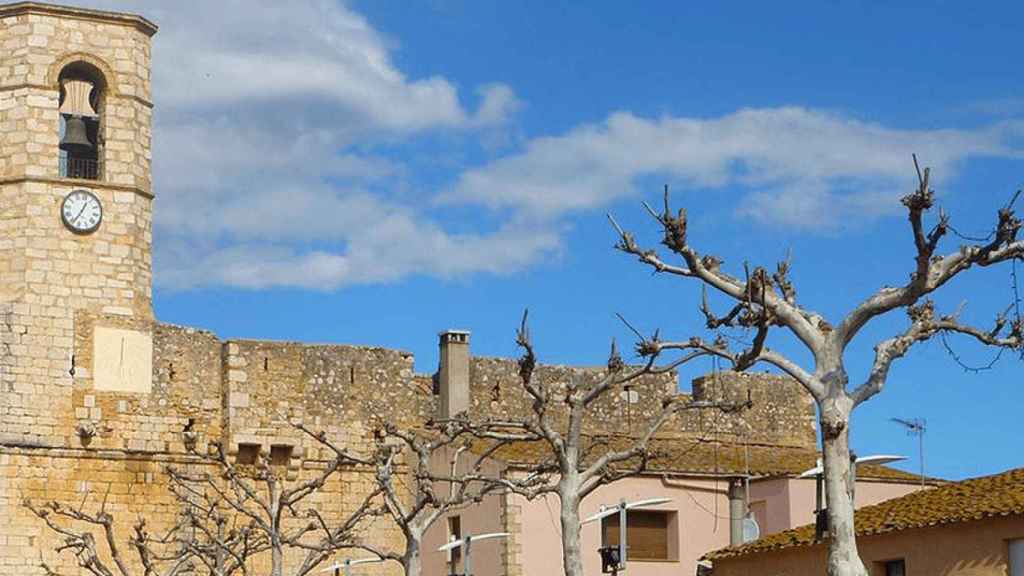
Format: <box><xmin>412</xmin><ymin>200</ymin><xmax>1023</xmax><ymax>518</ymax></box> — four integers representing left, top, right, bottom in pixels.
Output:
<box><xmin>741</xmin><ymin>516</ymin><xmax>760</xmax><ymax>543</ymax></box>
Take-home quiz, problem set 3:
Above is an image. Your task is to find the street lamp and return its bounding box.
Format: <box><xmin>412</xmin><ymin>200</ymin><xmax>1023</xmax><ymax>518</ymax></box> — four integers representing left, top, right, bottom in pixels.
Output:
<box><xmin>318</xmin><ymin>557</ymin><xmax>384</xmax><ymax>576</ymax></box>
<box><xmin>581</xmin><ymin>497</ymin><xmax>672</xmax><ymax>574</ymax></box>
<box><xmin>798</xmin><ymin>454</ymin><xmax>905</xmax><ymax>540</ymax></box>
<box><xmin>437</xmin><ymin>531</ymin><xmax>509</xmax><ymax>576</ymax></box>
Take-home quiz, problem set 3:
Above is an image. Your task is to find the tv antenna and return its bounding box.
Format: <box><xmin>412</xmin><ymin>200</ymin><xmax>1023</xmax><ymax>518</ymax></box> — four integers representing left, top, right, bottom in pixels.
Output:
<box><xmin>891</xmin><ymin>417</ymin><xmax>926</xmax><ymax>487</ymax></box>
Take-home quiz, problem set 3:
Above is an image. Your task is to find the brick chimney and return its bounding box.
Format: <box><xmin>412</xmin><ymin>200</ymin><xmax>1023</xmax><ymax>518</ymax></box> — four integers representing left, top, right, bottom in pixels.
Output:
<box><xmin>438</xmin><ymin>330</ymin><xmax>471</xmax><ymax>420</ymax></box>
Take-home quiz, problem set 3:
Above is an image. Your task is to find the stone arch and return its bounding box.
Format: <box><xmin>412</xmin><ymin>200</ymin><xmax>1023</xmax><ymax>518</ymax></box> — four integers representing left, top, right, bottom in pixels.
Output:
<box><xmin>47</xmin><ymin>52</ymin><xmax>118</xmax><ymax>96</ymax></box>
<box><xmin>51</xmin><ymin>53</ymin><xmax>115</xmax><ymax>181</ymax></box>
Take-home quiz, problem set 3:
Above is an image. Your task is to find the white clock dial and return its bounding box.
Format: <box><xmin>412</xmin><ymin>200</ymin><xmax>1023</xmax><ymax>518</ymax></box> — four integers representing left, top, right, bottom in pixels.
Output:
<box><xmin>61</xmin><ymin>189</ymin><xmax>103</xmax><ymax>234</ymax></box>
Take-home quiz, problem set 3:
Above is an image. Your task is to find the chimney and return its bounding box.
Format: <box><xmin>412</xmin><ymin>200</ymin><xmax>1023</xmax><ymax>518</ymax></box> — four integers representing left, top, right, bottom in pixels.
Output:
<box><xmin>438</xmin><ymin>330</ymin><xmax>471</xmax><ymax>420</ymax></box>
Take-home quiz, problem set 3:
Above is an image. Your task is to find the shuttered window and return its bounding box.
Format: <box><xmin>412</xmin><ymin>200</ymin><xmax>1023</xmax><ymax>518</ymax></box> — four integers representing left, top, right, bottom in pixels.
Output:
<box><xmin>601</xmin><ymin>510</ymin><xmax>673</xmax><ymax>561</ymax></box>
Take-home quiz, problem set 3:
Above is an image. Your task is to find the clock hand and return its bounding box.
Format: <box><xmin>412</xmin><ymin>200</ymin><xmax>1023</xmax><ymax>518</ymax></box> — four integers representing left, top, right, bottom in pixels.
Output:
<box><xmin>73</xmin><ymin>199</ymin><xmax>89</xmax><ymax>223</ymax></box>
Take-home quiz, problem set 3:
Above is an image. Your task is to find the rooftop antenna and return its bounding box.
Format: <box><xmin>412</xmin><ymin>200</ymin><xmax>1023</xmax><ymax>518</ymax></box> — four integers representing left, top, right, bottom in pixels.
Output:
<box><xmin>891</xmin><ymin>417</ymin><xmax>926</xmax><ymax>487</ymax></box>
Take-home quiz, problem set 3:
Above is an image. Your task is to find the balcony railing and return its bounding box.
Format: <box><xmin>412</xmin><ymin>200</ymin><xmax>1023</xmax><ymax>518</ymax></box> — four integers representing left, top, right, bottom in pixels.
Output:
<box><xmin>59</xmin><ymin>157</ymin><xmax>102</xmax><ymax>180</ymax></box>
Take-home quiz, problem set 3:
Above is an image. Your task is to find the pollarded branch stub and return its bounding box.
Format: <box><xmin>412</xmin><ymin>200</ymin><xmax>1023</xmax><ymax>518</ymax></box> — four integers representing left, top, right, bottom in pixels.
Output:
<box><xmin>901</xmin><ymin>158</ymin><xmax>933</xmax><ymax>213</ymax></box>
<box><xmin>634</xmin><ymin>330</ymin><xmax>661</xmax><ymax>358</ymax></box>
<box><xmin>773</xmin><ymin>252</ymin><xmax>798</xmax><ymax>305</ymax></box>
<box><xmin>907</xmin><ymin>300</ymin><xmax>935</xmax><ymax>325</ymax></box>
<box><xmin>990</xmin><ymin>198</ymin><xmax>1022</xmax><ymax>251</ymax></box>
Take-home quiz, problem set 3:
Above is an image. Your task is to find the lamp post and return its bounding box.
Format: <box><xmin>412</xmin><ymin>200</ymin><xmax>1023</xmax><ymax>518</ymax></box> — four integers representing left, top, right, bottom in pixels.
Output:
<box><xmin>798</xmin><ymin>454</ymin><xmax>905</xmax><ymax>540</ymax></box>
<box><xmin>437</xmin><ymin>531</ymin><xmax>509</xmax><ymax>576</ymax></box>
<box><xmin>581</xmin><ymin>497</ymin><xmax>672</xmax><ymax>574</ymax></box>
<box><xmin>319</xmin><ymin>557</ymin><xmax>384</xmax><ymax>576</ymax></box>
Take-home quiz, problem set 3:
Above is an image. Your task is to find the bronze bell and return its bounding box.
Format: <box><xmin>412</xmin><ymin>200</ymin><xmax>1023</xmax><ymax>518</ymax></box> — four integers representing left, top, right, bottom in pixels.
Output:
<box><xmin>60</xmin><ymin>115</ymin><xmax>93</xmax><ymax>153</ymax></box>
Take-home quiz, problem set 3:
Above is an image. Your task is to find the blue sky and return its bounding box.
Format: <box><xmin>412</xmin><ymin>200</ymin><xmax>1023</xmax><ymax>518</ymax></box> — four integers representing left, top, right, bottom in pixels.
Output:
<box><xmin>87</xmin><ymin>1</ymin><xmax>1022</xmax><ymax>481</ymax></box>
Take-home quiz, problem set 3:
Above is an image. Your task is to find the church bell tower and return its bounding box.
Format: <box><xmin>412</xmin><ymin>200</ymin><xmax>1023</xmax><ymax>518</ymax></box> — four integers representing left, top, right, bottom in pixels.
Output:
<box><xmin>0</xmin><ymin>2</ymin><xmax>158</xmax><ymax>445</ymax></box>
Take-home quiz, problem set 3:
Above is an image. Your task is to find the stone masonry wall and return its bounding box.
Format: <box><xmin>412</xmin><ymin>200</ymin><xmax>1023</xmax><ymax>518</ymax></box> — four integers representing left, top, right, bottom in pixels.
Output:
<box><xmin>467</xmin><ymin>357</ymin><xmax>678</xmax><ymax>434</ymax></box>
<box><xmin>1</xmin><ymin>324</ymin><xmax>429</xmax><ymax>576</ymax></box>
<box><xmin>686</xmin><ymin>371</ymin><xmax>817</xmax><ymax>447</ymax></box>
<box><xmin>463</xmin><ymin>356</ymin><xmax>817</xmax><ymax>448</ymax></box>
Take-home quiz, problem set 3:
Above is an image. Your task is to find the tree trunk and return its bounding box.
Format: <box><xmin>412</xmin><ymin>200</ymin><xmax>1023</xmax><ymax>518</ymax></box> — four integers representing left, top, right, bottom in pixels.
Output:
<box><xmin>404</xmin><ymin>534</ymin><xmax>422</xmax><ymax>576</ymax></box>
<box><xmin>559</xmin><ymin>491</ymin><xmax>584</xmax><ymax>576</ymax></box>
<box><xmin>271</xmin><ymin>543</ymin><xmax>284</xmax><ymax>576</ymax></box>
<box><xmin>820</xmin><ymin>396</ymin><xmax>868</xmax><ymax>576</ymax></box>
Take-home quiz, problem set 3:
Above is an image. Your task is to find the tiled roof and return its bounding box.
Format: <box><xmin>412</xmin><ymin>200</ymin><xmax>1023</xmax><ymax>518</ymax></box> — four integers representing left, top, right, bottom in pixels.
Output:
<box><xmin>706</xmin><ymin>467</ymin><xmax>1024</xmax><ymax>560</ymax></box>
<box><xmin>484</xmin><ymin>436</ymin><xmax>924</xmax><ymax>482</ymax></box>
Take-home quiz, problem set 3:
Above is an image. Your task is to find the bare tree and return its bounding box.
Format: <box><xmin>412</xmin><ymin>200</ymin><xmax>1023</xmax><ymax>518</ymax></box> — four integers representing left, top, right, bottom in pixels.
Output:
<box><xmin>25</xmin><ymin>494</ymin><xmax>193</xmax><ymax>576</ymax></box>
<box><xmin>455</xmin><ymin>311</ymin><xmax>751</xmax><ymax>576</ymax></box>
<box><xmin>27</xmin><ymin>423</ymin><xmax>385</xmax><ymax>576</ymax></box>
<box><xmin>360</xmin><ymin>421</ymin><xmax>507</xmax><ymax>576</ymax></box>
<box><xmin>608</xmin><ymin>159</ymin><xmax>1023</xmax><ymax>576</ymax></box>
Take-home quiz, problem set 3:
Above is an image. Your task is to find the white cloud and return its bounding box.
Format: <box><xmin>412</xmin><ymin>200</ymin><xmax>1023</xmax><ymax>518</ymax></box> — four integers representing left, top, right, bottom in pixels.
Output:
<box><xmin>442</xmin><ymin>108</ymin><xmax>1021</xmax><ymax>228</ymax></box>
<box><xmin>61</xmin><ymin>3</ymin><xmax>1024</xmax><ymax>289</ymax></box>
<box><xmin>60</xmin><ymin>0</ymin><xmax>544</xmax><ymax>290</ymax></box>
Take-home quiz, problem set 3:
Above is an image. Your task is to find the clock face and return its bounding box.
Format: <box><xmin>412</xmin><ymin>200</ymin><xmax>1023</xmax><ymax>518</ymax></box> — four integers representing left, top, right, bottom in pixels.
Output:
<box><xmin>61</xmin><ymin>189</ymin><xmax>103</xmax><ymax>234</ymax></box>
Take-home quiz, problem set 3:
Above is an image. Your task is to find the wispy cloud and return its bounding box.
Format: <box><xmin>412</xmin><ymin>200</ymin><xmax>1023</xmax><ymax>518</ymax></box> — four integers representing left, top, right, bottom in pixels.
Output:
<box><xmin>443</xmin><ymin>108</ymin><xmax>1020</xmax><ymax>229</ymax></box>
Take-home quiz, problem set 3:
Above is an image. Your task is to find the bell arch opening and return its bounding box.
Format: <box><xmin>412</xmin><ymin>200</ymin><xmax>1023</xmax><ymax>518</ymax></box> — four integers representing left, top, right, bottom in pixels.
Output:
<box><xmin>57</xmin><ymin>61</ymin><xmax>108</xmax><ymax>181</ymax></box>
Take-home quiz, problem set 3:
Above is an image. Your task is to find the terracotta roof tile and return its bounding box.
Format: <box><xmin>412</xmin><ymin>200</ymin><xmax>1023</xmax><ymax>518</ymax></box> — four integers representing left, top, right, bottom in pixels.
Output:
<box><xmin>706</xmin><ymin>467</ymin><xmax>1024</xmax><ymax>560</ymax></box>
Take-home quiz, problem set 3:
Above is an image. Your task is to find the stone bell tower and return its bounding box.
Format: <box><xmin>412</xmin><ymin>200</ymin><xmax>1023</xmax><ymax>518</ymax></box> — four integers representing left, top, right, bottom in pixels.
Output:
<box><xmin>0</xmin><ymin>3</ymin><xmax>158</xmax><ymax>445</ymax></box>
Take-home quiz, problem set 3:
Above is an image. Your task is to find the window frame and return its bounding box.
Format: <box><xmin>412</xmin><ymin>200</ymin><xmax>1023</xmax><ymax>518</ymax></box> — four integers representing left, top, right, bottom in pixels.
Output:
<box><xmin>600</xmin><ymin>508</ymin><xmax>677</xmax><ymax>562</ymax></box>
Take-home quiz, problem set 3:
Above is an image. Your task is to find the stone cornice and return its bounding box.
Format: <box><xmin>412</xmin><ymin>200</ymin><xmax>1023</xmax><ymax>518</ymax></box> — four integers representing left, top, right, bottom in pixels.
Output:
<box><xmin>0</xmin><ymin>175</ymin><xmax>154</xmax><ymax>199</ymax></box>
<box><xmin>0</xmin><ymin>2</ymin><xmax>158</xmax><ymax>37</ymax></box>
<box><xmin>0</xmin><ymin>82</ymin><xmax>154</xmax><ymax>108</ymax></box>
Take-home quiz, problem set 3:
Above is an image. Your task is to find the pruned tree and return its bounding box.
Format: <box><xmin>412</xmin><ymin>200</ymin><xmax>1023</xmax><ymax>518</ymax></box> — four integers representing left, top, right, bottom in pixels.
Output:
<box><xmin>608</xmin><ymin>158</ymin><xmax>1023</xmax><ymax>576</ymax></box>
<box><xmin>25</xmin><ymin>494</ymin><xmax>193</xmax><ymax>576</ymax></box>
<box><xmin>457</xmin><ymin>311</ymin><xmax>752</xmax><ymax>576</ymax></box>
<box><xmin>360</xmin><ymin>421</ymin><xmax>507</xmax><ymax>576</ymax></box>
<box><xmin>27</xmin><ymin>422</ymin><xmax>386</xmax><ymax>576</ymax></box>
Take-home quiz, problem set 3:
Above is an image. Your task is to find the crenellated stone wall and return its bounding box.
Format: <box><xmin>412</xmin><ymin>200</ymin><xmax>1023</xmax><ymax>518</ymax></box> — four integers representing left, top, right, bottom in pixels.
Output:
<box><xmin>686</xmin><ymin>371</ymin><xmax>817</xmax><ymax>447</ymax></box>
<box><xmin>463</xmin><ymin>356</ymin><xmax>816</xmax><ymax>447</ymax></box>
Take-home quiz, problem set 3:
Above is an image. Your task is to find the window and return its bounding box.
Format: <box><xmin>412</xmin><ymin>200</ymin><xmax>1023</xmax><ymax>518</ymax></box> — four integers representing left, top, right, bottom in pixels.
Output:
<box><xmin>236</xmin><ymin>443</ymin><xmax>261</xmax><ymax>465</ymax></box>
<box><xmin>1010</xmin><ymin>539</ymin><xmax>1024</xmax><ymax>576</ymax></box>
<box><xmin>601</xmin><ymin>510</ymin><xmax>675</xmax><ymax>561</ymax></box>
<box><xmin>270</xmin><ymin>445</ymin><xmax>293</xmax><ymax>466</ymax></box>
<box><xmin>881</xmin><ymin>559</ymin><xmax>905</xmax><ymax>576</ymax></box>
